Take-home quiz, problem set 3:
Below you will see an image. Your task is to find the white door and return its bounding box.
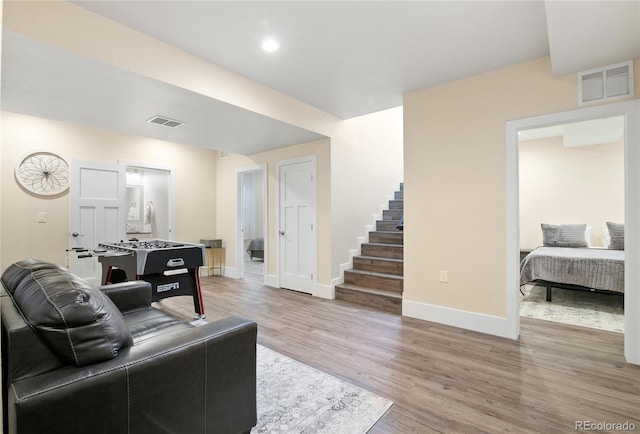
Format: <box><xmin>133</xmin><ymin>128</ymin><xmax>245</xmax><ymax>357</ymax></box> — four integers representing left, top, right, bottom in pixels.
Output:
<box><xmin>278</xmin><ymin>158</ymin><xmax>316</xmax><ymax>293</ymax></box>
<box><xmin>69</xmin><ymin>161</ymin><xmax>126</xmax><ymax>284</ymax></box>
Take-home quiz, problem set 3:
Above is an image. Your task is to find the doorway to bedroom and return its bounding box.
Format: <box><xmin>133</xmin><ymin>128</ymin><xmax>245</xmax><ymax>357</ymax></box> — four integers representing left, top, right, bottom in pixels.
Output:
<box><xmin>517</xmin><ymin>116</ymin><xmax>625</xmax><ymax>333</ymax></box>
<box><xmin>238</xmin><ymin>167</ymin><xmax>266</xmax><ymax>283</ymax></box>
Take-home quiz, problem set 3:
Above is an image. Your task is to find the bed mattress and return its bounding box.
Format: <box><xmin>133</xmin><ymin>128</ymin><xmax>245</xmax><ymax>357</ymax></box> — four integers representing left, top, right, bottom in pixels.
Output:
<box><xmin>520</xmin><ymin>247</ymin><xmax>625</xmax><ymax>293</ymax></box>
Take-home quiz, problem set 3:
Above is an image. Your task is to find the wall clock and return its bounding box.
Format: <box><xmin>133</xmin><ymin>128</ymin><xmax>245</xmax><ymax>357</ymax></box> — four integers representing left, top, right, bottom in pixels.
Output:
<box><xmin>15</xmin><ymin>150</ymin><xmax>70</xmax><ymax>196</ymax></box>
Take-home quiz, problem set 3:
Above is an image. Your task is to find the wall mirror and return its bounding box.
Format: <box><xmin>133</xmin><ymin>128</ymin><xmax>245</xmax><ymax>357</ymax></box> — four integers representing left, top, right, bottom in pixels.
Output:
<box><xmin>126</xmin><ymin>186</ymin><xmax>142</xmax><ymax>222</ymax></box>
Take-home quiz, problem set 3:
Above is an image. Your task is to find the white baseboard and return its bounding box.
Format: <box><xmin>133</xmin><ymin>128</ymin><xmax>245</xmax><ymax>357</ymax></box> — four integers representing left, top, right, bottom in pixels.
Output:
<box><xmin>402</xmin><ymin>299</ymin><xmax>517</xmax><ymax>340</ymax></box>
<box><xmin>314</xmin><ymin>283</ymin><xmax>335</xmax><ymax>299</ymax></box>
<box><xmin>224</xmin><ymin>266</ymin><xmax>238</xmax><ymax>279</ymax></box>
<box><xmin>264</xmin><ymin>274</ymin><xmax>278</xmax><ymax>288</ymax></box>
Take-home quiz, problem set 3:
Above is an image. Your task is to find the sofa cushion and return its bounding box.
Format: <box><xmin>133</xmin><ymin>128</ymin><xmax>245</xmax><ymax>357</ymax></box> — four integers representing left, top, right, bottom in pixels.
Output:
<box><xmin>4</xmin><ymin>260</ymin><xmax>133</xmax><ymax>366</ymax></box>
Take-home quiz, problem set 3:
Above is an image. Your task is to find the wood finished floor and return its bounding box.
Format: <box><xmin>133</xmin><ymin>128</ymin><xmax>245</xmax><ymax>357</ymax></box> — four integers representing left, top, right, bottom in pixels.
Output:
<box><xmin>157</xmin><ymin>276</ymin><xmax>640</xmax><ymax>433</ymax></box>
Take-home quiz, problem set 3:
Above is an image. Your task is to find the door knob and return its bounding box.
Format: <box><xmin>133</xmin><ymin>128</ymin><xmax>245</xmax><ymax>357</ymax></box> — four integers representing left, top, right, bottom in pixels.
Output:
<box><xmin>280</xmin><ymin>231</ymin><xmax>285</xmax><ymax>236</ymax></box>
<box><xmin>72</xmin><ymin>232</ymin><xmax>84</xmax><ymax>237</ymax></box>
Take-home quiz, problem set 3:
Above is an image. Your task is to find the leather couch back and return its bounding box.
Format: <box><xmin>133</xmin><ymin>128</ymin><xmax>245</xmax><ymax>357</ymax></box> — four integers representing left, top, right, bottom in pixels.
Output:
<box><xmin>1</xmin><ymin>259</ymin><xmax>133</xmax><ymax>367</ymax></box>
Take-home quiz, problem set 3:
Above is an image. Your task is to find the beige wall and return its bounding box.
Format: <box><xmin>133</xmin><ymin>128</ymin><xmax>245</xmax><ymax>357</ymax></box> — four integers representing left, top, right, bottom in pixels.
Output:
<box><xmin>519</xmin><ymin>136</ymin><xmax>624</xmax><ymax>249</ymax></box>
<box><xmin>0</xmin><ymin>112</ymin><xmax>217</xmax><ymax>269</ymax></box>
<box><xmin>403</xmin><ymin>57</ymin><xmax>639</xmax><ymax>317</ymax></box>
<box><xmin>215</xmin><ymin>139</ymin><xmax>331</xmax><ymax>285</ymax></box>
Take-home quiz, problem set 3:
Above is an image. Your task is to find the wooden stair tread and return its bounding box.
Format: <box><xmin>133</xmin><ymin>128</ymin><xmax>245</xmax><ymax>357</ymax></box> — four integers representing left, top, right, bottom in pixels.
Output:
<box><xmin>336</xmin><ymin>283</ymin><xmax>403</xmax><ymax>299</ymax></box>
<box><xmin>364</xmin><ymin>242</ymin><xmax>403</xmax><ymax>248</ymax></box>
<box><xmin>345</xmin><ymin>269</ymin><xmax>404</xmax><ymax>280</ymax></box>
<box><xmin>356</xmin><ymin>255</ymin><xmax>403</xmax><ymax>263</ymax></box>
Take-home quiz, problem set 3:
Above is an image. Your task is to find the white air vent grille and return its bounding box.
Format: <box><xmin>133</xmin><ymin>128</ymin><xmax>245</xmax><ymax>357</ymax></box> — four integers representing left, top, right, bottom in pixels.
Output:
<box><xmin>219</xmin><ymin>151</ymin><xmax>229</xmax><ymax>159</ymax></box>
<box><xmin>578</xmin><ymin>61</ymin><xmax>634</xmax><ymax>105</ymax></box>
<box><xmin>147</xmin><ymin>115</ymin><xmax>184</xmax><ymax>128</ymax></box>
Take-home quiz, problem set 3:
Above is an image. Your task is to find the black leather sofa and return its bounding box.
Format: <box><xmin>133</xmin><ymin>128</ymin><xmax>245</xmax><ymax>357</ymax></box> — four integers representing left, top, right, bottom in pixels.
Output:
<box><xmin>1</xmin><ymin>259</ymin><xmax>257</xmax><ymax>434</ymax></box>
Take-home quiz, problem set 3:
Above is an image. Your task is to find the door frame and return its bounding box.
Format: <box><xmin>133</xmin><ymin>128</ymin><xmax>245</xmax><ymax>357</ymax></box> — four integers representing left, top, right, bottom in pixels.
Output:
<box><xmin>276</xmin><ymin>155</ymin><xmax>317</xmax><ymax>292</ymax></box>
<box><xmin>235</xmin><ymin>164</ymin><xmax>268</xmax><ymax>282</ymax></box>
<box><xmin>506</xmin><ymin>99</ymin><xmax>640</xmax><ymax>364</ymax></box>
<box><xmin>118</xmin><ymin>160</ymin><xmax>175</xmax><ymax>240</ymax></box>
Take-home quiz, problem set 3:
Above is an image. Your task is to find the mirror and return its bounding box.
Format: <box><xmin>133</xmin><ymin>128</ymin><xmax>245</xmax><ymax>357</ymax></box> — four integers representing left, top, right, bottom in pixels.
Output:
<box><xmin>127</xmin><ymin>185</ymin><xmax>142</xmax><ymax>233</ymax></box>
<box><xmin>127</xmin><ymin>186</ymin><xmax>142</xmax><ymax>222</ymax></box>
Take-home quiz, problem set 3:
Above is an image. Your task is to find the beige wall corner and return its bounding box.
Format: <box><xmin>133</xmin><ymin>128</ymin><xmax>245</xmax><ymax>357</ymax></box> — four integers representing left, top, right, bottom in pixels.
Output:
<box><xmin>0</xmin><ymin>112</ymin><xmax>217</xmax><ymax>270</ymax></box>
<box><xmin>403</xmin><ymin>56</ymin><xmax>639</xmax><ymax>319</ymax></box>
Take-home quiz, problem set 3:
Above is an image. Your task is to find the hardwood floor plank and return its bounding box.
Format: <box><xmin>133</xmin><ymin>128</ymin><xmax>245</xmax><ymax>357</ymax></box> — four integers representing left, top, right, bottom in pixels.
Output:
<box><xmin>157</xmin><ymin>276</ymin><xmax>640</xmax><ymax>433</ymax></box>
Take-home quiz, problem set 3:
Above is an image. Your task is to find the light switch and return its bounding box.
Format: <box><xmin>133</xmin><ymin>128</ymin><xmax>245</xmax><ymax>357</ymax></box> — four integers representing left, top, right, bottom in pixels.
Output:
<box><xmin>439</xmin><ymin>270</ymin><xmax>448</xmax><ymax>283</ymax></box>
<box><xmin>37</xmin><ymin>212</ymin><xmax>47</xmax><ymax>223</ymax></box>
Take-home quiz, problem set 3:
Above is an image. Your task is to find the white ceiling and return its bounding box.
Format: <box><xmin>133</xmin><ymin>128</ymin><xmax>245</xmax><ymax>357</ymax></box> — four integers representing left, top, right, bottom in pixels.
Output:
<box><xmin>2</xmin><ymin>1</ymin><xmax>639</xmax><ymax>154</ymax></box>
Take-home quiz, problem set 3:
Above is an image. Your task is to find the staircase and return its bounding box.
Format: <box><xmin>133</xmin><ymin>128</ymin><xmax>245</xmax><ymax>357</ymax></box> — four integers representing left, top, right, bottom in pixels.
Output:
<box><xmin>335</xmin><ymin>183</ymin><xmax>403</xmax><ymax>314</ymax></box>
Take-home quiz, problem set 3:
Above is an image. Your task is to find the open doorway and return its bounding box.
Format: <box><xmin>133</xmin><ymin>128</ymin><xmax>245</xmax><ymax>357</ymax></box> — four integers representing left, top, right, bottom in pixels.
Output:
<box><xmin>506</xmin><ymin>99</ymin><xmax>640</xmax><ymax>365</ymax></box>
<box><xmin>518</xmin><ymin>116</ymin><xmax>624</xmax><ymax>332</ymax></box>
<box><xmin>237</xmin><ymin>167</ymin><xmax>266</xmax><ymax>282</ymax></box>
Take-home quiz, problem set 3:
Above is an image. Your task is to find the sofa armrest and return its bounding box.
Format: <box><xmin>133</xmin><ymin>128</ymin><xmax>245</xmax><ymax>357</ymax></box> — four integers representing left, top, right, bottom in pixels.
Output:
<box><xmin>99</xmin><ymin>280</ymin><xmax>152</xmax><ymax>312</ymax></box>
<box><xmin>7</xmin><ymin>316</ymin><xmax>257</xmax><ymax>434</ymax></box>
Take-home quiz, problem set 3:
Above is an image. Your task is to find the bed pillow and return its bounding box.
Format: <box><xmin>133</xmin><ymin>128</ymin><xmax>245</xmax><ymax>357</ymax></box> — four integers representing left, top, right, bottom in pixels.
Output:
<box><xmin>606</xmin><ymin>222</ymin><xmax>624</xmax><ymax>250</ymax></box>
<box><xmin>541</xmin><ymin>223</ymin><xmax>588</xmax><ymax>248</ymax></box>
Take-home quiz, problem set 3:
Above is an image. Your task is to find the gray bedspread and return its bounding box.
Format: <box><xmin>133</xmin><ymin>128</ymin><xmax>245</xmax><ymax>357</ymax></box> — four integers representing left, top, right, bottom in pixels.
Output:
<box><xmin>520</xmin><ymin>247</ymin><xmax>625</xmax><ymax>293</ymax></box>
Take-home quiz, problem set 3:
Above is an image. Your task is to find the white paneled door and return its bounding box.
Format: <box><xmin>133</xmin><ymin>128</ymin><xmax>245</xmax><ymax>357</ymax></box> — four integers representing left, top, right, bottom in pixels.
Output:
<box><xmin>278</xmin><ymin>157</ymin><xmax>316</xmax><ymax>294</ymax></box>
<box><xmin>69</xmin><ymin>161</ymin><xmax>126</xmax><ymax>284</ymax></box>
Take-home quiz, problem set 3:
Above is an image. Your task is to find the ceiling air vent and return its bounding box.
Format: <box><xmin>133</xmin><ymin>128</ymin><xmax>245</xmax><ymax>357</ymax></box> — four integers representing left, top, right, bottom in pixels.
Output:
<box><xmin>578</xmin><ymin>61</ymin><xmax>634</xmax><ymax>105</ymax></box>
<box><xmin>147</xmin><ymin>115</ymin><xmax>184</xmax><ymax>128</ymax></box>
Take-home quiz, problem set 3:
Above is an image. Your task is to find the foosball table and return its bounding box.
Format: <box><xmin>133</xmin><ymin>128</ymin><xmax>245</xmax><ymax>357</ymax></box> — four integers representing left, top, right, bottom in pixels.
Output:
<box><xmin>97</xmin><ymin>239</ymin><xmax>206</xmax><ymax>319</ymax></box>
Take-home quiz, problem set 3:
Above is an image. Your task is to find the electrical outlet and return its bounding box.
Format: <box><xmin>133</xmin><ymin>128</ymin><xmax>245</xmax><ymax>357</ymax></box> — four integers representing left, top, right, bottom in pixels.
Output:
<box><xmin>37</xmin><ymin>212</ymin><xmax>47</xmax><ymax>223</ymax></box>
<box><xmin>439</xmin><ymin>270</ymin><xmax>448</xmax><ymax>283</ymax></box>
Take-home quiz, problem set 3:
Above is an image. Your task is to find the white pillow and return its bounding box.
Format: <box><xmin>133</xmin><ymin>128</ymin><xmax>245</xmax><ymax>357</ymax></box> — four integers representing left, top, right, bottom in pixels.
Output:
<box><xmin>585</xmin><ymin>226</ymin><xmax>592</xmax><ymax>247</ymax></box>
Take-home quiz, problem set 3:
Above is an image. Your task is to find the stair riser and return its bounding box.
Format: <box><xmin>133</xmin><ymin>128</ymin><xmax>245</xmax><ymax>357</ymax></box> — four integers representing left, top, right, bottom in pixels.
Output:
<box><xmin>394</xmin><ymin>191</ymin><xmax>403</xmax><ymax>200</ymax></box>
<box><xmin>388</xmin><ymin>199</ymin><xmax>403</xmax><ymax>210</ymax></box>
<box><xmin>335</xmin><ymin>286</ymin><xmax>401</xmax><ymax>314</ymax></box>
<box><xmin>361</xmin><ymin>244</ymin><xmax>403</xmax><ymax>259</ymax></box>
<box><xmin>344</xmin><ymin>271</ymin><xmax>403</xmax><ymax>293</ymax></box>
<box><xmin>353</xmin><ymin>257</ymin><xmax>403</xmax><ymax>275</ymax></box>
<box><xmin>376</xmin><ymin>220</ymin><xmax>401</xmax><ymax>231</ymax></box>
<box><xmin>383</xmin><ymin>209</ymin><xmax>403</xmax><ymax>220</ymax></box>
<box><xmin>369</xmin><ymin>232</ymin><xmax>403</xmax><ymax>245</ymax></box>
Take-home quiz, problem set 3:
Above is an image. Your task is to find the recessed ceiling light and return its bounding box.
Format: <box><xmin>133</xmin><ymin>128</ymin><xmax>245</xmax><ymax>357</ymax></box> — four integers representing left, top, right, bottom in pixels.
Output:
<box><xmin>262</xmin><ymin>38</ymin><xmax>279</xmax><ymax>52</ymax></box>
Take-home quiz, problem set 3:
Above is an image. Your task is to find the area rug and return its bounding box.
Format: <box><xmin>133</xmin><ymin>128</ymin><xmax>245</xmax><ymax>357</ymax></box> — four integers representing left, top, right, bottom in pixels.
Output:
<box><xmin>253</xmin><ymin>345</ymin><xmax>392</xmax><ymax>433</ymax></box>
<box><xmin>520</xmin><ymin>285</ymin><xmax>624</xmax><ymax>333</ymax></box>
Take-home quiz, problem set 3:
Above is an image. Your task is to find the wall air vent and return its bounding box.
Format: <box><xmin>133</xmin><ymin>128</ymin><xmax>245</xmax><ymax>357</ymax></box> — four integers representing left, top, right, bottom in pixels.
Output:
<box><xmin>578</xmin><ymin>61</ymin><xmax>634</xmax><ymax>105</ymax></box>
<box><xmin>147</xmin><ymin>115</ymin><xmax>184</xmax><ymax>128</ymax></box>
<box><xmin>219</xmin><ymin>151</ymin><xmax>229</xmax><ymax>159</ymax></box>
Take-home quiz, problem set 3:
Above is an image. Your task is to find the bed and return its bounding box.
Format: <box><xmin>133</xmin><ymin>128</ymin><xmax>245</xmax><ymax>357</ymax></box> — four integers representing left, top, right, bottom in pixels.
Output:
<box><xmin>246</xmin><ymin>238</ymin><xmax>264</xmax><ymax>261</ymax></box>
<box><xmin>520</xmin><ymin>246</ymin><xmax>625</xmax><ymax>301</ymax></box>
<box><xmin>520</xmin><ymin>222</ymin><xmax>625</xmax><ymax>301</ymax></box>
